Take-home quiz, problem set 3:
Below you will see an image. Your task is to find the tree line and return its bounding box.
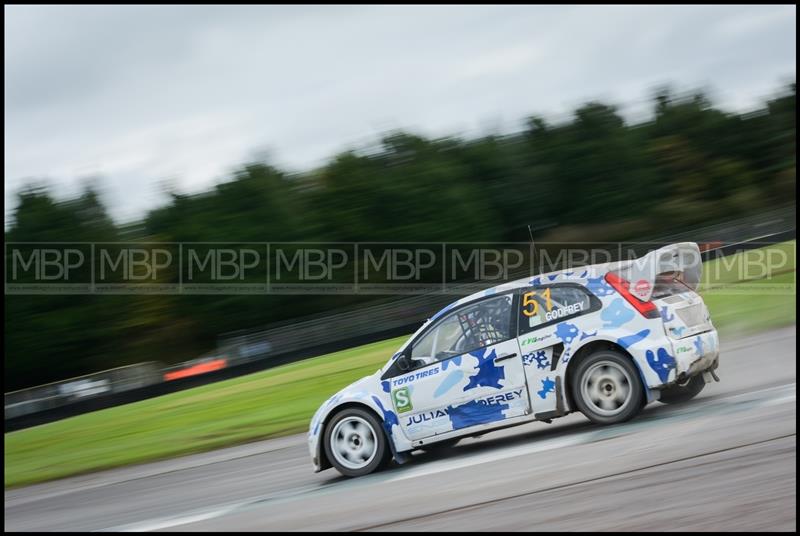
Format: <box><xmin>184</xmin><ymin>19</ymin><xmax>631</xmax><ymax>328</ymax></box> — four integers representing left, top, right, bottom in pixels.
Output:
<box><xmin>4</xmin><ymin>82</ymin><xmax>795</xmax><ymax>390</ymax></box>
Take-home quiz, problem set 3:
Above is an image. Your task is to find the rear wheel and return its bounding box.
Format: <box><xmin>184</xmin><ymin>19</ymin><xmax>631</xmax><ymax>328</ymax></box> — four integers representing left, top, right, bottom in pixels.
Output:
<box><xmin>324</xmin><ymin>407</ymin><xmax>389</xmax><ymax>477</ymax></box>
<box><xmin>571</xmin><ymin>350</ymin><xmax>644</xmax><ymax>425</ymax></box>
<box><xmin>658</xmin><ymin>375</ymin><xmax>705</xmax><ymax>404</ymax></box>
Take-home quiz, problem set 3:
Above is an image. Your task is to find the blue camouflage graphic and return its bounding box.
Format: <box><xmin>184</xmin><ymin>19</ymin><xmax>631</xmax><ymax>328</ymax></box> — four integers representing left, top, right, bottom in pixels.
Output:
<box><xmin>440</xmin><ymin>355</ymin><xmax>463</xmax><ymax>371</ymax></box>
<box><xmin>555</xmin><ymin>322</ymin><xmax>580</xmax><ymax>345</ymax></box>
<box><xmin>311</xmin><ymin>392</ymin><xmax>346</xmax><ymax>436</ymax></box>
<box><xmin>464</xmin><ymin>348</ymin><xmax>505</xmax><ymax>391</ymax></box>
<box><xmin>580</xmin><ymin>330</ymin><xmax>597</xmax><ymax>341</ymax></box>
<box><xmin>646</xmin><ymin>347</ymin><xmax>676</xmax><ymax>383</ymax></box>
<box><xmin>434</xmin><ymin>370</ymin><xmax>464</xmax><ymax>398</ymax></box>
<box><xmin>372</xmin><ymin>395</ymin><xmax>399</xmax><ymax>435</ymax></box>
<box><xmin>523</xmin><ymin>350</ymin><xmax>549</xmax><ymax>369</ymax></box>
<box><xmin>446</xmin><ymin>399</ymin><xmax>509</xmax><ymax>430</ymax></box>
<box><xmin>694</xmin><ymin>336</ymin><xmax>704</xmax><ymax>356</ymax></box>
<box><xmin>586</xmin><ymin>276</ymin><xmax>615</xmax><ymax>297</ymax></box>
<box><xmin>381</xmin><ymin>380</ymin><xmax>390</xmax><ymax>393</ymax></box>
<box><xmin>618</xmin><ymin>329</ymin><xmax>650</xmax><ymax>349</ymax></box>
<box><xmin>601</xmin><ymin>298</ymin><xmax>635</xmax><ymax>328</ymax></box>
<box><xmin>538</xmin><ymin>376</ymin><xmax>556</xmax><ymax>399</ymax></box>
<box><xmin>660</xmin><ymin>306</ymin><xmax>675</xmax><ymax>322</ymax></box>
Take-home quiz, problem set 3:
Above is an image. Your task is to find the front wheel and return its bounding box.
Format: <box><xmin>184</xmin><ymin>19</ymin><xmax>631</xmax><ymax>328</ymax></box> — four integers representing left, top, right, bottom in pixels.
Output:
<box><xmin>658</xmin><ymin>375</ymin><xmax>705</xmax><ymax>404</ymax></box>
<box><xmin>324</xmin><ymin>407</ymin><xmax>390</xmax><ymax>477</ymax></box>
<box><xmin>571</xmin><ymin>350</ymin><xmax>644</xmax><ymax>425</ymax></box>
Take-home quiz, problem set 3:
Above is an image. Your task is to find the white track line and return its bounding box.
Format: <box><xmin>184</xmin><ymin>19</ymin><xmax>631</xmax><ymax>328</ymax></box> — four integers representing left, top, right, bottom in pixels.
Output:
<box><xmin>98</xmin><ymin>382</ymin><xmax>795</xmax><ymax>532</ymax></box>
<box><xmin>104</xmin><ymin>505</ymin><xmax>240</xmax><ymax>533</ymax></box>
<box><xmin>384</xmin><ymin>435</ymin><xmax>585</xmax><ymax>483</ymax></box>
<box><xmin>15</xmin><ymin>326</ymin><xmax>795</xmax><ymax>509</ymax></box>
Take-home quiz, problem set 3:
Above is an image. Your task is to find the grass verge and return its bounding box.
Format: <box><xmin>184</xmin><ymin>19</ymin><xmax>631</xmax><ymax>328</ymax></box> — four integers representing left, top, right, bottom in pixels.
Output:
<box><xmin>4</xmin><ymin>241</ymin><xmax>795</xmax><ymax>488</ymax></box>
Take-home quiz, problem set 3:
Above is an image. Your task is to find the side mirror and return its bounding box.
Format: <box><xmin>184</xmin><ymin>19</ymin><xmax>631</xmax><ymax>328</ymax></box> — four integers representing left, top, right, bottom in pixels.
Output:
<box><xmin>397</xmin><ymin>355</ymin><xmax>412</xmax><ymax>372</ymax></box>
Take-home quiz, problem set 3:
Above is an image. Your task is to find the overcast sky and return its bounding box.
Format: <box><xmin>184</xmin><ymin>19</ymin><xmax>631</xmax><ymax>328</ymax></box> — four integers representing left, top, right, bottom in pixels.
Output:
<box><xmin>4</xmin><ymin>4</ymin><xmax>796</xmax><ymax>225</ymax></box>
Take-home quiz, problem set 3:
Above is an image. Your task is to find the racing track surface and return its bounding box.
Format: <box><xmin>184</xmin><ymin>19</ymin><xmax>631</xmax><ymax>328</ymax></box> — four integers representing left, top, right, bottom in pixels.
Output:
<box><xmin>5</xmin><ymin>326</ymin><xmax>796</xmax><ymax>532</ymax></box>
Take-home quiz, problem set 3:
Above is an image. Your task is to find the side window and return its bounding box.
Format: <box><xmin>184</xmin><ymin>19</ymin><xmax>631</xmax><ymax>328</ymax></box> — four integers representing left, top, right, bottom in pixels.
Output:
<box><xmin>411</xmin><ymin>294</ymin><xmax>513</xmax><ymax>364</ymax></box>
<box><xmin>410</xmin><ymin>315</ymin><xmax>460</xmax><ymax>362</ymax></box>
<box><xmin>519</xmin><ymin>285</ymin><xmax>595</xmax><ymax>335</ymax></box>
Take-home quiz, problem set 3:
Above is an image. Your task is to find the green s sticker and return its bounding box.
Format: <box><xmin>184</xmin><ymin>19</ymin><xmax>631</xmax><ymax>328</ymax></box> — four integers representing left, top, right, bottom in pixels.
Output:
<box><xmin>392</xmin><ymin>387</ymin><xmax>413</xmax><ymax>413</ymax></box>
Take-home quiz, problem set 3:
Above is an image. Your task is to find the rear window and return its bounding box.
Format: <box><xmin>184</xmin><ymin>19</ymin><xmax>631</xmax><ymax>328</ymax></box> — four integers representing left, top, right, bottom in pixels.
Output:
<box><xmin>652</xmin><ymin>272</ymin><xmax>694</xmax><ymax>299</ymax></box>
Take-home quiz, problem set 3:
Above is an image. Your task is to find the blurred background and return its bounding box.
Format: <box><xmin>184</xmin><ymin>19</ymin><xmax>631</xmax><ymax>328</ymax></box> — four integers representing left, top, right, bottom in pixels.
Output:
<box><xmin>3</xmin><ymin>6</ymin><xmax>796</xmax><ymax>400</ymax></box>
<box><xmin>3</xmin><ymin>9</ymin><xmax>798</xmax><ymax>530</ymax></box>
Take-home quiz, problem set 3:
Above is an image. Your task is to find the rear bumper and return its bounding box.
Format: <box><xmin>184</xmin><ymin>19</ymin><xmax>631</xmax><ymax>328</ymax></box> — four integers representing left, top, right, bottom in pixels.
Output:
<box><xmin>680</xmin><ymin>350</ymin><xmax>719</xmax><ymax>382</ymax></box>
<box><xmin>671</xmin><ymin>329</ymin><xmax>720</xmax><ymax>381</ymax></box>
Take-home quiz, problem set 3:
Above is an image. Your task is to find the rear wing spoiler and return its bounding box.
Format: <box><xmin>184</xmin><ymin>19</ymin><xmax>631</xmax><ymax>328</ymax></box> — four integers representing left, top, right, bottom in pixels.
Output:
<box><xmin>607</xmin><ymin>242</ymin><xmax>703</xmax><ymax>302</ymax></box>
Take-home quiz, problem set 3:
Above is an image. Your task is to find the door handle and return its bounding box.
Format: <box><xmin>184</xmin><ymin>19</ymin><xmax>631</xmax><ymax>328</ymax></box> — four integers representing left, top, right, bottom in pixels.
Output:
<box><xmin>494</xmin><ymin>352</ymin><xmax>518</xmax><ymax>362</ymax></box>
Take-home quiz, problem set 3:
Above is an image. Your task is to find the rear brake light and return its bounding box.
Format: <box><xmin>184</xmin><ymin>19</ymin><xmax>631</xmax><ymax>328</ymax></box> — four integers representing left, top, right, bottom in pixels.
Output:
<box><xmin>604</xmin><ymin>272</ymin><xmax>660</xmax><ymax>319</ymax></box>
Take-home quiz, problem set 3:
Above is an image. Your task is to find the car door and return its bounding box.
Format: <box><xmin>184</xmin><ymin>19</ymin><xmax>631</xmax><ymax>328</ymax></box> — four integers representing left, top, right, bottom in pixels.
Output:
<box><xmin>387</xmin><ymin>292</ymin><xmax>531</xmax><ymax>441</ymax></box>
<box><xmin>516</xmin><ymin>283</ymin><xmax>602</xmax><ymax>416</ymax></box>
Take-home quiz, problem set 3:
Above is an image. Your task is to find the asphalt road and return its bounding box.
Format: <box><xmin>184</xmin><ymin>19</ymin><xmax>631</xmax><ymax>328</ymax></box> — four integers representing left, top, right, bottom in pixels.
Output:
<box><xmin>5</xmin><ymin>326</ymin><xmax>796</xmax><ymax>532</ymax></box>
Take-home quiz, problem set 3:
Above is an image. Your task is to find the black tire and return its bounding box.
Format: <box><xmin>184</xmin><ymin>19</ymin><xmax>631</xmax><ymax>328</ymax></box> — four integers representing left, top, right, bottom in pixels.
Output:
<box><xmin>417</xmin><ymin>438</ymin><xmax>460</xmax><ymax>453</ymax></box>
<box><xmin>658</xmin><ymin>375</ymin><xmax>706</xmax><ymax>404</ymax></box>
<box><xmin>324</xmin><ymin>407</ymin><xmax>390</xmax><ymax>477</ymax></box>
<box><xmin>571</xmin><ymin>349</ymin><xmax>645</xmax><ymax>425</ymax></box>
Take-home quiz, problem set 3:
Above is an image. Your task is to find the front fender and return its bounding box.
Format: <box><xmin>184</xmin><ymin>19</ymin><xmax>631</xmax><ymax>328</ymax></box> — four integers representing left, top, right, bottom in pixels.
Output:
<box><xmin>308</xmin><ymin>376</ymin><xmax>412</xmax><ymax>472</ymax></box>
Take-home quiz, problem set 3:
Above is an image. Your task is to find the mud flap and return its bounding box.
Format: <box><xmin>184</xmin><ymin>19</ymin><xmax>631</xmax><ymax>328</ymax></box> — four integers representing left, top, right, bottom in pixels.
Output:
<box><xmin>393</xmin><ymin>448</ymin><xmax>412</xmax><ymax>465</ymax></box>
<box><xmin>702</xmin><ymin>369</ymin><xmax>720</xmax><ymax>384</ymax></box>
<box><xmin>386</xmin><ymin>430</ymin><xmax>411</xmax><ymax>465</ymax></box>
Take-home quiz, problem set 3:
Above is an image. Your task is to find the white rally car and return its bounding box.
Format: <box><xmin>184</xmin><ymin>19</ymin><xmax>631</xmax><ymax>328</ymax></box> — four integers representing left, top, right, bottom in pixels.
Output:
<box><xmin>309</xmin><ymin>242</ymin><xmax>721</xmax><ymax>477</ymax></box>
